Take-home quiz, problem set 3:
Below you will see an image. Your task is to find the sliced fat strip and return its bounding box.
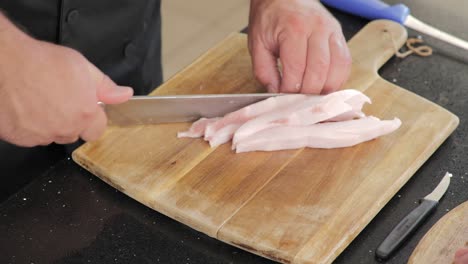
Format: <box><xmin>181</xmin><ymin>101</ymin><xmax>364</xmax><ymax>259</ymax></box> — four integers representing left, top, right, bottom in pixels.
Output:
<box><xmin>323</xmin><ymin>89</ymin><xmax>371</xmax><ymax>106</ymax></box>
<box><xmin>235</xmin><ymin>117</ymin><xmax>402</xmax><ymax>153</ymax></box>
<box><xmin>329</xmin><ymin>110</ymin><xmax>366</xmax><ymax>122</ymax></box>
<box><xmin>232</xmin><ymin>89</ymin><xmax>370</xmax><ymax>145</ymax></box>
<box><xmin>204</xmin><ymin>94</ymin><xmax>308</xmax><ymax>140</ymax></box>
<box><xmin>326</xmin><ymin>89</ymin><xmax>371</xmax><ymax>121</ymax></box>
<box><xmin>208</xmin><ymin>123</ymin><xmax>243</xmax><ymax>148</ymax></box>
<box><xmin>177</xmin><ymin>117</ymin><xmax>220</xmax><ymax>138</ymax></box>
<box><xmin>232</xmin><ymin>95</ymin><xmax>354</xmax><ymax>146</ymax></box>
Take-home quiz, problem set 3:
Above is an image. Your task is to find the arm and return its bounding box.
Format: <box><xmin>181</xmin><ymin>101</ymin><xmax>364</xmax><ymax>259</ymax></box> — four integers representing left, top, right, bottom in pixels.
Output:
<box><xmin>248</xmin><ymin>0</ymin><xmax>351</xmax><ymax>94</ymax></box>
<box><xmin>0</xmin><ymin>13</ymin><xmax>133</xmax><ymax>147</ymax></box>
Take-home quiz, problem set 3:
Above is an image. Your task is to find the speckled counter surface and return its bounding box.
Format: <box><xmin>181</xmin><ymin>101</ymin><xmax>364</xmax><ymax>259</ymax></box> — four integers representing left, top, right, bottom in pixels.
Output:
<box><xmin>1</xmin><ymin>2</ymin><xmax>468</xmax><ymax>264</ymax></box>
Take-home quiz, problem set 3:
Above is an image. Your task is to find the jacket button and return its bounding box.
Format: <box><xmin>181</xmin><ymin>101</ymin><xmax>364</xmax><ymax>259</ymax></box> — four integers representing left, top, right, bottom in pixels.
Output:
<box><xmin>124</xmin><ymin>43</ymin><xmax>136</xmax><ymax>58</ymax></box>
<box><xmin>66</xmin><ymin>9</ymin><xmax>80</xmax><ymax>24</ymax></box>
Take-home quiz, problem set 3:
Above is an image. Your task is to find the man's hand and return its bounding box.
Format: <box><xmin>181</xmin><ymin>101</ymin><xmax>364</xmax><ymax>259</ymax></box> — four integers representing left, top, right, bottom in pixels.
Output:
<box><xmin>0</xmin><ymin>15</ymin><xmax>133</xmax><ymax>147</ymax></box>
<box><xmin>248</xmin><ymin>0</ymin><xmax>351</xmax><ymax>94</ymax></box>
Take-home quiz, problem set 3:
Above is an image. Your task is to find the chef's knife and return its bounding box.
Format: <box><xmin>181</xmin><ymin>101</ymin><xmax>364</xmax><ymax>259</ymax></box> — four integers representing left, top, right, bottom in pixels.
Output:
<box><xmin>375</xmin><ymin>172</ymin><xmax>452</xmax><ymax>260</ymax></box>
<box><xmin>321</xmin><ymin>0</ymin><xmax>468</xmax><ymax>51</ymax></box>
<box><xmin>103</xmin><ymin>93</ymin><xmax>281</xmax><ymax>126</ymax></box>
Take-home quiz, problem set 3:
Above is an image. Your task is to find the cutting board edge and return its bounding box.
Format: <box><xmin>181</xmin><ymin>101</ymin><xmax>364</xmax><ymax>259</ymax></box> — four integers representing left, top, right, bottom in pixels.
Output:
<box><xmin>408</xmin><ymin>201</ymin><xmax>468</xmax><ymax>264</ymax></box>
<box><xmin>72</xmin><ymin>141</ymin><xmax>228</xmax><ymax>237</ymax></box>
<box><xmin>70</xmin><ymin>20</ymin><xmax>463</xmax><ymax>264</ymax></box>
<box><xmin>72</xmin><ymin>150</ymin><xmax>222</xmax><ymax>238</ymax></box>
<box><xmin>374</xmin><ymin>77</ymin><xmax>461</xmax><ymax>127</ymax></box>
<box><xmin>223</xmin><ymin>238</ymin><xmax>293</xmax><ymax>264</ymax></box>
<box><xmin>212</xmin><ymin>77</ymin><xmax>460</xmax><ymax>264</ymax></box>
<box><xmin>348</xmin><ymin>19</ymin><xmax>407</xmax><ymax>76</ymax></box>
<box><xmin>71</xmin><ymin>151</ymin><xmax>128</xmax><ymax>193</ymax></box>
<box><xmin>291</xmin><ymin>110</ymin><xmax>460</xmax><ymax>264</ymax></box>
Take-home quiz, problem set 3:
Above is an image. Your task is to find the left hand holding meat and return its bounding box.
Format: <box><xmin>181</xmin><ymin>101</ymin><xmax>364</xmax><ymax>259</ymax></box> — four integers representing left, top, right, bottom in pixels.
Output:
<box><xmin>248</xmin><ymin>0</ymin><xmax>351</xmax><ymax>94</ymax></box>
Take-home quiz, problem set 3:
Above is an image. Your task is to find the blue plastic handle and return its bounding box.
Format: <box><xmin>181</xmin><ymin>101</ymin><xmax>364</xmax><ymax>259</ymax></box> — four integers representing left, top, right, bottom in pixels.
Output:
<box><xmin>321</xmin><ymin>0</ymin><xmax>410</xmax><ymax>24</ymax></box>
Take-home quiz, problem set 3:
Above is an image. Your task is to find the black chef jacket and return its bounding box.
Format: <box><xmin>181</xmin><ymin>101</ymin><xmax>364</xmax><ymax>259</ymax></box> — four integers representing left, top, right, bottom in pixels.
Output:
<box><xmin>0</xmin><ymin>0</ymin><xmax>162</xmax><ymax>95</ymax></box>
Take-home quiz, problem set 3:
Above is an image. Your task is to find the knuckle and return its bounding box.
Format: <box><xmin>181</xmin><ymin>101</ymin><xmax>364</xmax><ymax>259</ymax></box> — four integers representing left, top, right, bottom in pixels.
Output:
<box><xmin>283</xmin><ymin>68</ymin><xmax>305</xmax><ymax>84</ymax></box>
<box><xmin>292</xmin><ymin>16</ymin><xmax>309</xmax><ymax>33</ymax></box>
<box><xmin>254</xmin><ymin>66</ymin><xmax>271</xmax><ymax>84</ymax></box>
<box><xmin>282</xmin><ymin>69</ymin><xmax>305</xmax><ymax>87</ymax></box>
<box><xmin>279</xmin><ymin>16</ymin><xmax>308</xmax><ymax>38</ymax></box>
<box><xmin>311</xmin><ymin>56</ymin><xmax>330</xmax><ymax>70</ymax></box>
<box><xmin>311</xmin><ymin>15</ymin><xmax>327</xmax><ymax>29</ymax></box>
<box><xmin>336</xmin><ymin>47</ymin><xmax>352</xmax><ymax>67</ymax></box>
<box><xmin>342</xmin><ymin>45</ymin><xmax>352</xmax><ymax>62</ymax></box>
<box><xmin>312</xmin><ymin>73</ymin><xmax>327</xmax><ymax>86</ymax></box>
<box><xmin>286</xmin><ymin>59</ymin><xmax>306</xmax><ymax>73</ymax></box>
<box><xmin>80</xmin><ymin>103</ymin><xmax>98</xmax><ymax>120</ymax></box>
<box><xmin>306</xmin><ymin>66</ymin><xmax>327</xmax><ymax>84</ymax></box>
<box><xmin>281</xmin><ymin>55</ymin><xmax>306</xmax><ymax>75</ymax></box>
<box><xmin>330</xmin><ymin>34</ymin><xmax>352</xmax><ymax>66</ymax></box>
<box><xmin>342</xmin><ymin>53</ymin><xmax>353</xmax><ymax>66</ymax></box>
<box><xmin>332</xmin><ymin>21</ymin><xmax>343</xmax><ymax>32</ymax></box>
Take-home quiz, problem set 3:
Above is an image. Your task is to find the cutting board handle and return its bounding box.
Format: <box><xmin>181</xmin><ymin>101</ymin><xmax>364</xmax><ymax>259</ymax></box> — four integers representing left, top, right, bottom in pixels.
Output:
<box><xmin>348</xmin><ymin>19</ymin><xmax>407</xmax><ymax>75</ymax></box>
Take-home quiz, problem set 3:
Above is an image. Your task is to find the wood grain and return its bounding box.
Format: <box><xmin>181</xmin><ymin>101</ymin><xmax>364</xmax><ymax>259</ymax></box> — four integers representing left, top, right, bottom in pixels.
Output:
<box><xmin>408</xmin><ymin>201</ymin><xmax>468</xmax><ymax>264</ymax></box>
<box><xmin>72</xmin><ymin>20</ymin><xmax>459</xmax><ymax>264</ymax></box>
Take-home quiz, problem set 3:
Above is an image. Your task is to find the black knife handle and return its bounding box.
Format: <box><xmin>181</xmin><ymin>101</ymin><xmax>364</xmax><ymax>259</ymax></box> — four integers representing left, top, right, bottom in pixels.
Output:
<box><xmin>375</xmin><ymin>199</ymin><xmax>438</xmax><ymax>260</ymax></box>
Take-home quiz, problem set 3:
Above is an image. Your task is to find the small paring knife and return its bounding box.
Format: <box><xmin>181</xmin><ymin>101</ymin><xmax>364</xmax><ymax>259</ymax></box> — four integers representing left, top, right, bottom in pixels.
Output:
<box><xmin>375</xmin><ymin>172</ymin><xmax>452</xmax><ymax>260</ymax></box>
<box><xmin>103</xmin><ymin>93</ymin><xmax>282</xmax><ymax>126</ymax></box>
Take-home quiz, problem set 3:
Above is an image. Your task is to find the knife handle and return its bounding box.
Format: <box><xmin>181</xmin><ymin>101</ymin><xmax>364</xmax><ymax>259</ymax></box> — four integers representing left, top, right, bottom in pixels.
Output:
<box><xmin>320</xmin><ymin>0</ymin><xmax>410</xmax><ymax>24</ymax></box>
<box><xmin>375</xmin><ymin>199</ymin><xmax>438</xmax><ymax>260</ymax></box>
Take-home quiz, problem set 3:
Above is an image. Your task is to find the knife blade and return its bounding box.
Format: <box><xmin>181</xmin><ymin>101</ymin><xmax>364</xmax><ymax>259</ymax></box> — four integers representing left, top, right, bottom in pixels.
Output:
<box><xmin>375</xmin><ymin>172</ymin><xmax>452</xmax><ymax>260</ymax></box>
<box><xmin>103</xmin><ymin>93</ymin><xmax>282</xmax><ymax>126</ymax></box>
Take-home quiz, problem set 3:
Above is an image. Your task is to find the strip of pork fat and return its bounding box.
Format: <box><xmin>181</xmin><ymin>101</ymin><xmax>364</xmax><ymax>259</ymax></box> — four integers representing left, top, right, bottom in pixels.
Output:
<box><xmin>232</xmin><ymin>98</ymin><xmax>351</xmax><ymax>147</ymax></box>
<box><xmin>208</xmin><ymin>123</ymin><xmax>243</xmax><ymax>147</ymax></box>
<box><xmin>203</xmin><ymin>94</ymin><xmax>308</xmax><ymax>141</ymax></box>
<box><xmin>235</xmin><ymin>116</ymin><xmax>401</xmax><ymax>153</ymax></box>
<box><xmin>177</xmin><ymin>117</ymin><xmax>220</xmax><ymax>138</ymax></box>
<box><xmin>327</xmin><ymin>90</ymin><xmax>371</xmax><ymax>121</ymax></box>
<box><xmin>232</xmin><ymin>90</ymin><xmax>371</xmax><ymax>146</ymax></box>
<box><xmin>205</xmin><ymin>94</ymin><xmax>307</xmax><ymax>146</ymax></box>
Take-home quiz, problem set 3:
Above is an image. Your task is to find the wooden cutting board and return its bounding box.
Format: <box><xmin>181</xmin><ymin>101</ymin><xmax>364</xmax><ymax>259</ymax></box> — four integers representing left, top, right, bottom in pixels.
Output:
<box><xmin>72</xmin><ymin>20</ymin><xmax>459</xmax><ymax>264</ymax></box>
<box><xmin>408</xmin><ymin>201</ymin><xmax>468</xmax><ymax>264</ymax></box>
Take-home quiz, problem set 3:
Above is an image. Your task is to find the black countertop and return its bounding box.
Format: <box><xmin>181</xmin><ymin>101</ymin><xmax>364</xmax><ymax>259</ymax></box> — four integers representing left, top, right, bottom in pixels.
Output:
<box><xmin>1</xmin><ymin>2</ymin><xmax>468</xmax><ymax>264</ymax></box>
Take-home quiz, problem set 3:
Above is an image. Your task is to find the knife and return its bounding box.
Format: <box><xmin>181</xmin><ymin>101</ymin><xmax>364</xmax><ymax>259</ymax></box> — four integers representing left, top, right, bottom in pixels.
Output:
<box><xmin>103</xmin><ymin>93</ymin><xmax>281</xmax><ymax>126</ymax></box>
<box><xmin>320</xmin><ymin>0</ymin><xmax>468</xmax><ymax>51</ymax></box>
<box><xmin>375</xmin><ymin>172</ymin><xmax>452</xmax><ymax>260</ymax></box>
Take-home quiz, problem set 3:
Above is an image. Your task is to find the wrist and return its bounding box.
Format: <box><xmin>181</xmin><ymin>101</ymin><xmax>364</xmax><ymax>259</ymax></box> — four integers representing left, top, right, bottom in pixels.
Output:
<box><xmin>0</xmin><ymin>13</ymin><xmax>37</xmax><ymax>92</ymax></box>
